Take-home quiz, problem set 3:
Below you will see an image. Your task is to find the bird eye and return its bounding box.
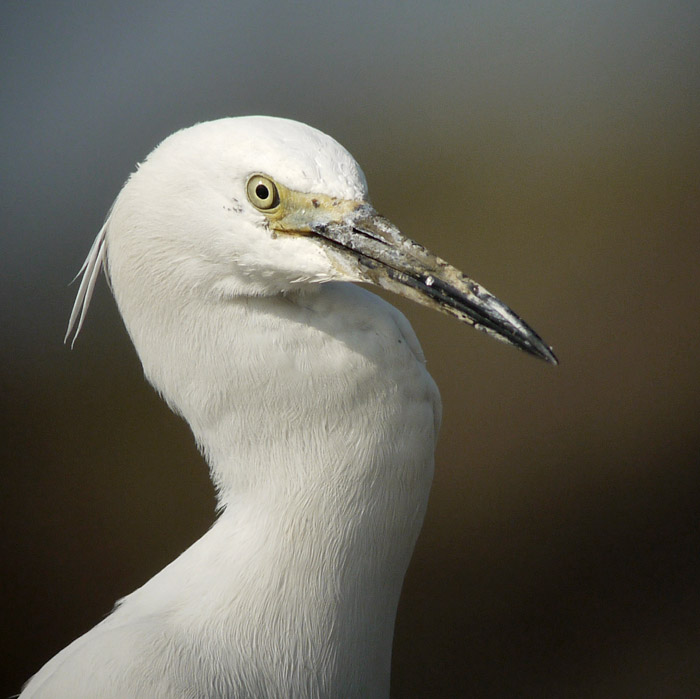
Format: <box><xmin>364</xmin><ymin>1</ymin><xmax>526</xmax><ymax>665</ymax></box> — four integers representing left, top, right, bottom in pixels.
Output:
<box><xmin>247</xmin><ymin>175</ymin><xmax>279</xmax><ymax>211</ymax></box>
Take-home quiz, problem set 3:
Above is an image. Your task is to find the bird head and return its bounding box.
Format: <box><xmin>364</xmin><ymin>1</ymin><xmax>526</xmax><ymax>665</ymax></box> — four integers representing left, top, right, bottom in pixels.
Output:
<box><xmin>67</xmin><ymin>116</ymin><xmax>556</xmax><ymax>364</ymax></box>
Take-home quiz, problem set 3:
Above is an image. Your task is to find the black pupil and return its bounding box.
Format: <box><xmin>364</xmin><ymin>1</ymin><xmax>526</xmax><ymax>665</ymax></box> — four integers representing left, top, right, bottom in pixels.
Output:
<box><xmin>255</xmin><ymin>183</ymin><xmax>269</xmax><ymax>200</ymax></box>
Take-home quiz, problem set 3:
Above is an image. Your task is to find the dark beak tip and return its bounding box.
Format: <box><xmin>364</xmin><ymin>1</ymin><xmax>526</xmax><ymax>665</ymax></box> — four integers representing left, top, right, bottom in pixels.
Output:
<box><xmin>543</xmin><ymin>347</ymin><xmax>559</xmax><ymax>366</ymax></box>
<box><xmin>534</xmin><ymin>342</ymin><xmax>559</xmax><ymax>366</ymax></box>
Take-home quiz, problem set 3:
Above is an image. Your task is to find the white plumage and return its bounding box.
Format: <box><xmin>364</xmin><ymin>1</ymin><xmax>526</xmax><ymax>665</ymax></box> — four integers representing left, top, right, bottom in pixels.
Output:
<box><xmin>22</xmin><ymin>116</ymin><xmax>555</xmax><ymax>698</ymax></box>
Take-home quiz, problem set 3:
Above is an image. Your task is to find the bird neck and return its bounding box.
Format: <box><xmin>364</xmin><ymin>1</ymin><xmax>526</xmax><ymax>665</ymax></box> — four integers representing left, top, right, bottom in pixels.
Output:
<box><xmin>115</xmin><ymin>283</ymin><xmax>437</xmax><ymax>690</ymax></box>
<box><xmin>121</xmin><ymin>284</ymin><xmax>435</xmax><ymax>497</ymax></box>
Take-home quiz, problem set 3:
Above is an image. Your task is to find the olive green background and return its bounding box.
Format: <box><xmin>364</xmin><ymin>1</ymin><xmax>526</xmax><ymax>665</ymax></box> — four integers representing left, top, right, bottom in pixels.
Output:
<box><xmin>2</xmin><ymin>2</ymin><xmax>699</xmax><ymax>696</ymax></box>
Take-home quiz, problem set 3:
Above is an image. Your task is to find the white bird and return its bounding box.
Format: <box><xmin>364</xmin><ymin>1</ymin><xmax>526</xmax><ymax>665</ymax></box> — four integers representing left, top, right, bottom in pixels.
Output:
<box><xmin>22</xmin><ymin>116</ymin><xmax>556</xmax><ymax>698</ymax></box>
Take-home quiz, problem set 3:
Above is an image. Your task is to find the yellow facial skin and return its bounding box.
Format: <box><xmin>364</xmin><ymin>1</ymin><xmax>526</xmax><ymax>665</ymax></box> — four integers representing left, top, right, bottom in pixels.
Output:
<box><xmin>247</xmin><ymin>173</ymin><xmax>363</xmax><ymax>236</ymax></box>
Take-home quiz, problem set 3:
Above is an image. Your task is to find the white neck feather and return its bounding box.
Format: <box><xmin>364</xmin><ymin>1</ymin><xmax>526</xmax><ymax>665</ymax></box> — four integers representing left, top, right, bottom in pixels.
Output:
<box><xmin>110</xmin><ymin>278</ymin><xmax>438</xmax><ymax>695</ymax></box>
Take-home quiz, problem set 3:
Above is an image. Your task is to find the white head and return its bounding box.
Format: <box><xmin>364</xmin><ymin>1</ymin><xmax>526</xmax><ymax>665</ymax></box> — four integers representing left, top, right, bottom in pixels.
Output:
<box><xmin>67</xmin><ymin>116</ymin><xmax>556</xmax><ymax>365</ymax></box>
<box><xmin>111</xmin><ymin>117</ymin><xmax>370</xmax><ymax>304</ymax></box>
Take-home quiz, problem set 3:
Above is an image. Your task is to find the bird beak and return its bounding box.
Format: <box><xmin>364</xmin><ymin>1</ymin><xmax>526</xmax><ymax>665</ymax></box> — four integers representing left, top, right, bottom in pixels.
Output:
<box><xmin>308</xmin><ymin>203</ymin><xmax>558</xmax><ymax>365</ymax></box>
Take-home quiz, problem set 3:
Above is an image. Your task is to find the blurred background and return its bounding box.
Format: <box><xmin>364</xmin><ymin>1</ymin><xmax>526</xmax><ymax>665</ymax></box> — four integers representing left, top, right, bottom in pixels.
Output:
<box><xmin>2</xmin><ymin>1</ymin><xmax>699</xmax><ymax>696</ymax></box>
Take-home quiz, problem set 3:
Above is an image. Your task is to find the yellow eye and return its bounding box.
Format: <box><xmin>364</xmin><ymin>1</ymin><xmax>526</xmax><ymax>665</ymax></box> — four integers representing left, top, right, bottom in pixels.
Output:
<box><xmin>246</xmin><ymin>175</ymin><xmax>279</xmax><ymax>210</ymax></box>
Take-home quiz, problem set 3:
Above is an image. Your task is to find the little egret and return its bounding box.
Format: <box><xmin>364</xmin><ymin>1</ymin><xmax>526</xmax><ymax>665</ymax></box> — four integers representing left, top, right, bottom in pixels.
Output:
<box><xmin>22</xmin><ymin>116</ymin><xmax>556</xmax><ymax>698</ymax></box>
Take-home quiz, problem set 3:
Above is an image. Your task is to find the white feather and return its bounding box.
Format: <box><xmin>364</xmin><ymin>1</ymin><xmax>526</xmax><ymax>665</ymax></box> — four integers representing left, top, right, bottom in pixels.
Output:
<box><xmin>24</xmin><ymin>117</ymin><xmax>441</xmax><ymax>698</ymax></box>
